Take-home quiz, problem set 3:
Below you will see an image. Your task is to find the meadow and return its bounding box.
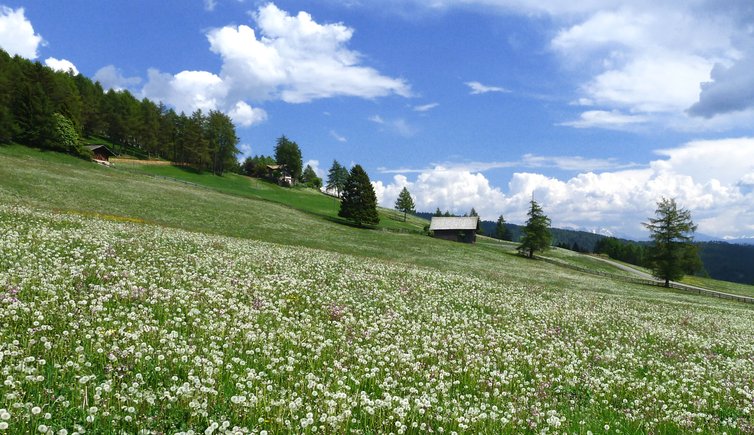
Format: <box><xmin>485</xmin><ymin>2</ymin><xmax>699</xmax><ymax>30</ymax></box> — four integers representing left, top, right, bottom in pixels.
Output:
<box><xmin>2</xmin><ymin>145</ymin><xmax>754</xmax><ymax>433</ymax></box>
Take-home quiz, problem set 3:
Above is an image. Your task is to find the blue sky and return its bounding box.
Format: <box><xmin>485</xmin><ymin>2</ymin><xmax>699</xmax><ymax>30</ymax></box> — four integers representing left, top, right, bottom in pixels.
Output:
<box><xmin>3</xmin><ymin>1</ymin><xmax>754</xmax><ymax>240</ymax></box>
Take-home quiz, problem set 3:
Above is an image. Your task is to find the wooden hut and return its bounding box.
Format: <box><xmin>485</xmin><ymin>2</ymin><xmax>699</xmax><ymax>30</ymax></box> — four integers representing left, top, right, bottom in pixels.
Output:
<box><xmin>84</xmin><ymin>144</ymin><xmax>116</xmax><ymax>164</ymax></box>
<box><xmin>429</xmin><ymin>216</ymin><xmax>480</xmax><ymax>243</ymax></box>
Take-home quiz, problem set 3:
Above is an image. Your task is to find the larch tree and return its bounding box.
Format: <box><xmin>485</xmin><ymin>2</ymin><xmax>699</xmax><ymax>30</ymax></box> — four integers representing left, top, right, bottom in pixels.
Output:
<box><xmin>338</xmin><ymin>164</ymin><xmax>379</xmax><ymax>227</ymax></box>
<box><xmin>643</xmin><ymin>197</ymin><xmax>699</xmax><ymax>287</ymax></box>
<box><xmin>394</xmin><ymin>187</ymin><xmax>416</xmax><ymax>222</ymax></box>
<box><xmin>518</xmin><ymin>199</ymin><xmax>552</xmax><ymax>258</ymax></box>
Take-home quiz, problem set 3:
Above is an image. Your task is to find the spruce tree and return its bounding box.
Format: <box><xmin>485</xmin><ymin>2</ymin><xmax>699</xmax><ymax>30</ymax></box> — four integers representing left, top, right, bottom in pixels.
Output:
<box><xmin>643</xmin><ymin>197</ymin><xmax>698</xmax><ymax>287</ymax></box>
<box><xmin>327</xmin><ymin>160</ymin><xmax>348</xmax><ymax>197</ymax></box>
<box><xmin>394</xmin><ymin>187</ymin><xmax>416</xmax><ymax>222</ymax></box>
<box><xmin>518</xmin><ymin>199</ymin><xmax>552</xmax><ymax>258</ymax></box>
<box><xmin>495</xmin><ymin>214</ymin><xmax>511</xmax><ymax>241</ymax></box>
<box><xmin>338</xmin><ymin>164</ymin><xmax>379</xmax><ymax>227</ymax></box>
<box><xmin>274</xmin><ymin>135</ymin><xmax>303</xmax><ymax>181</ymax></box>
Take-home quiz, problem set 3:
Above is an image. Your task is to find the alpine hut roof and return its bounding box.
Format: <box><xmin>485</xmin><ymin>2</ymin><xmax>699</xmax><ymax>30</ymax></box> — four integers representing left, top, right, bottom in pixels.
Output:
<box><xmin>429</xmin><ymin>216</ymin><xmax>479</xmax><ymax>231</ymax></box>
<box><xmin>84</xmin><ymin>144</ymin><xmax>116</xmax><ymax>157</ymax></box>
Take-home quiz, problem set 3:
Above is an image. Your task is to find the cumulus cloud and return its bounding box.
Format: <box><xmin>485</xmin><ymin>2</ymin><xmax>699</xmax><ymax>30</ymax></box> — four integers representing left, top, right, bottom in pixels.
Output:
<box><xmin>142</xmin><ymin>69</ymin><xmax>227</xmax><ymax>113</ymax></box>
<box><xmin>0</xmin><ymin>6</ymin><xmax>43</xmax><ymax>59</ymax></box>
<box><xmin>204</xmin><ymin>3</ymin><xmax>410</xmax><ymax>103</ymax></box>
<box><xmin>688</xmin><ymin>53</ymin><xmax>754</xmax><ymax>118</ymax></box>
<box><xmin>391</xmin><ymin>0</ymin><xmax>754</xmax><ymax>131</ymax></box>
<box><xmin>44</xmin><ymin>57</ymin><xmax>79</xmax><ymax>75</ymax></box>
<box><xmin>375</xmin><ymin>138</ymin><xmax>754</xmax><ymax>239</ymax></box>
<box><xmin>137</xmin><ymin>2</ymin><xmax>409</xmax><ymax>127</ymax></box>
<box><xmin>228</xmin><ymin>101</ymin><xmax>268</xmax><ymax>127</ymax></box>
<box><xmin>94</xmin><ymin>65</ymin><xmax>143</xmax><ymax>91</ymax></box>
<box><xmin>466</xmin><ymin>81</ymin><xmax>509</xmax><ymax>95</ymax></box>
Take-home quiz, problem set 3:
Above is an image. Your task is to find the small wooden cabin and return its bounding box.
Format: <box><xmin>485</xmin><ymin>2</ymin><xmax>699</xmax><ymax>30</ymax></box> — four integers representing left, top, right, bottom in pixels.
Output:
<box><xmin>84</xmin><ymin>144</ymin><xmax>116</xmax><ymax>165</ymax></box>
<box><xmin>429</xmin><ymin>216</ymin><xmax>480</xmax><ymax>243</ymax></box>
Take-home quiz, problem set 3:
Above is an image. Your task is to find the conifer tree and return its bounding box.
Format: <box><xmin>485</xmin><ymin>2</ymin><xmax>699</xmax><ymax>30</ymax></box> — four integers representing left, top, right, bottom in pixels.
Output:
<box><xmin>338</xmin><ymin>164</ymin><xmax>379</xmax><ymax>227</ymax></box>
<box><xmin>394</xmin><ymin>187</ymin><xmax>416</xmax><ymax>222</ymax></box>
<box><xmin>643</xmin><ymin>197</ymin><xmax>698</xmax><ymax>287</ymax></box>
<box><xmin>495</xmin><ymin>214</ymin><xmax>511</xmax><ymax>241</ymax></box>
<box><xmin>518</xmin><ymin>199</ymin><xmax>552</xmax><ymax>258</ymax></box>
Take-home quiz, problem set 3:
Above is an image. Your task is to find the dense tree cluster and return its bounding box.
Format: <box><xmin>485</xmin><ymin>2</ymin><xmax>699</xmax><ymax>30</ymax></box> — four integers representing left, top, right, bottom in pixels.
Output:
<box><xmin>0</xmin><ymin>48</ymin><xmax>239</xmax><ymax>174</ymax></box>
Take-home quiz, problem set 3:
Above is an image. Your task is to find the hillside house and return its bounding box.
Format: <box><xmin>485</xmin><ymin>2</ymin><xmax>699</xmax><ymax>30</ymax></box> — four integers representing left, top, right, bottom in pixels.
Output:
<box><xmin>84</xmin><ymin>144</ymin><xmax>116</xmax><ymax>165</ymax></box>
<box><xmin>265</xmin><ymin>164</ymin><xmax>293</xmax><ymax>186</ymax></box>
<box><xmin>429</xmin><ymin>216</ymin><xmax>480</xmax><ymax>243</ymax></box>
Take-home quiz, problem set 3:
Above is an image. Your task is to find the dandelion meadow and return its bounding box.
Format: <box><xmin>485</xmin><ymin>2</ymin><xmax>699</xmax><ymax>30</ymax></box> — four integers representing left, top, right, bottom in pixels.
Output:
<box><xmin>2</xmin><ymin>204</ymin><xmax>754</xmax><ymax>434</ymax></box>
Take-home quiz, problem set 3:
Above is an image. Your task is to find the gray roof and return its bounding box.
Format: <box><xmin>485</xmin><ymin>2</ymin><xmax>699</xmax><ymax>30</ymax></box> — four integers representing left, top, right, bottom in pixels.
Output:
<box><xmin>429</xmin><ymin>216</ymin><xmax>479</xmax><ymax>231</ymax></box>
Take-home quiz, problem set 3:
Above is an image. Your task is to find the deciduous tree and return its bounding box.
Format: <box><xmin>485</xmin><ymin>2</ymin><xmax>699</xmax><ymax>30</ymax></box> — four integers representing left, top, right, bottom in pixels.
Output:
<box><xmin>274</xmin><ymin>135</ymin><xmax>303</xmax><ymax>181</ymax></box>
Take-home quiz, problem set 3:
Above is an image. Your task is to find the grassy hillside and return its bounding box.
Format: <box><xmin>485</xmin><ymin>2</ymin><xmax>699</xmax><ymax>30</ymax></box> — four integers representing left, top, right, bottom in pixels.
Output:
<box><xmin>3</xmin><ymin>144</ymin><xmax>754</xmax><ymax>433</ymax></box>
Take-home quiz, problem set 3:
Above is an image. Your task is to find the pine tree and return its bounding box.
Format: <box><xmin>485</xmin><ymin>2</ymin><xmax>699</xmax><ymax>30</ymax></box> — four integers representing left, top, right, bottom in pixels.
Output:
<box><xmin>394</xmin><ymin>187</ymin><xmax>416</xmax><ymax>222</ymax></box>
<box><xmin>302</xmin><ymin>164</ymin><xmax>322</xmax><ymax>189</ymax></box>
<box><xmin>338</xmin><ymin>164</ymin><xmax>379</xmax><ymax>227</ymax></box>
<box><xmin>518</xmin><ymin>199</ymin><xmax>552</xmax><ymax>258</ymax></box>
<box><xmin>495</xmin><ymin>214</ymin><xmax>511</xmax><ymax>241</ymax></box>
<box><xmin>643</xmin><ymin>197</ymin><xmax>698</xmax><ymax>287</ymax></box>
<box><xmin>433</xmin><ymin>207</ymin><xmax>443</xmax><ymax>217</ymax></box>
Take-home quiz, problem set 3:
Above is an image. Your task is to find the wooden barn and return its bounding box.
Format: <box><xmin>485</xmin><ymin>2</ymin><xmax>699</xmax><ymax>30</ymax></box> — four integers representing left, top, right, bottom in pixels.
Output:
<box><xmin>429</xmin><ymin>216</ymin><xmax>480</xmax><ymax>243</ymax></box>
<box><xmin>84</xmin><ymin>144</ymin><xmax>116</xmax><ymax>164</ymax></box>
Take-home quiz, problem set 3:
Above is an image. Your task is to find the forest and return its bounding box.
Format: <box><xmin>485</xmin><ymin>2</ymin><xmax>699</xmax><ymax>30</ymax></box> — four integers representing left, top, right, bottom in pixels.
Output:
<box><xmin>0</xmin><ymin>48</ymin><xmax>240</xmax><ymax>174</ymax></box>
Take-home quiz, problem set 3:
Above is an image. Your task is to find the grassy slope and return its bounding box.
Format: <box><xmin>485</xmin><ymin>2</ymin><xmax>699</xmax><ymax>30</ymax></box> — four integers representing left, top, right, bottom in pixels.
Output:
<box><xmin>6</xmin><ymin>144</ymin><xmax>754</xmax><ymax>433</ymax></box>
<box><xmin>1</xmin><ymin>144</ymin><xmax>751</xmax><ymax>303</ymax></box>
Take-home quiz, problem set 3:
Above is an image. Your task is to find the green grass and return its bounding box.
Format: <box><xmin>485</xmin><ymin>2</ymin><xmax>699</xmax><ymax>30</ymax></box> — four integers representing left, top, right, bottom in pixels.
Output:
<box><xmin>115</xmin><ymin>161</ymin><xmax>430</xmax><ymax>233</ymax></box>
<box><xmin>4</xmin><ymin>144</ymin><xmax>754</xmax><ymax>433</ymax></box>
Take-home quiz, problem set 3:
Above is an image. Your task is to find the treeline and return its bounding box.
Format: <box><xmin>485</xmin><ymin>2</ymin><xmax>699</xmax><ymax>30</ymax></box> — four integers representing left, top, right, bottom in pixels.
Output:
<box><xmin>0</xmin><ymin>48</ymin><xmax>239</xmax><ymax>174</ymax></box>
<box><xmin>240</xmin><ymin>136</ymin><xmax>322</xmax><ymax>188</ymax></box>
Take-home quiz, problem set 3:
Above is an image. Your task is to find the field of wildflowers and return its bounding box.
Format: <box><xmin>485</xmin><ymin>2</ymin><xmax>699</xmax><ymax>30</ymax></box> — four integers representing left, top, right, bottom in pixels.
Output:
<box><xmin>2</xmin><ymin>204</ymin><xmax>754</xmax><ymax>433</ymax></box>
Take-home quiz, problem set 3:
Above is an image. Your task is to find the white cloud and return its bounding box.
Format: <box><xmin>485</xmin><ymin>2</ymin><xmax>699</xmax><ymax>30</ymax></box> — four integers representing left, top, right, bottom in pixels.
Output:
<box><xmin>560</xmin><ymin>110</ymin><xmax>648</xmax><ymax>129</ymax></box>
<box><xmin>330</xmin><ymin>130</ymin><xmax>347</xmax><ymax>142</ymax></box>
<box><xmin>205</xmin><ymin>3</ymin><xmax>410</xmax><ymax>103</ymax></box>
<box><xmin>376</xmin><ymin>138</ymin><xmax>754</xmax><ymax>238</ymax></box>
<box><xmin>413</xmin><ymin>102</ymin><xmax>439</xmax><ymax>112</ymax></box>
<box><xmin>0</xmin><ymin>6</ymin><xmax>43</xmax><ymax>59</ymax></box>
<box><xmin>305</xmin><ymin>159</ymin><xmax>324</xmax><ymax>179</ymax></box>
<box><xmin>44</xmin><ymin>57</ymin><xmax>79</xmax><ymax>75</ymax></box>
<box><xmin>204</xmin><ymin>0</ymin><xmax>217</xmax><ymax>12</ymax></box>
<box><xmin>237</xmin><ymin>143</ymin><xmax>253</xmax><ymax>161</ymax></box>
<box><xmin>380</xmin><ymin>153</ymin><xmax>631</xmax><ymax>174</ymax></box>
<box><xmin>392</xmin><ymin>0</ymin><xmax>754</xmax><ymax>131</ymax></box>
<box><xmin>228</xmin><ymin>101</ymin><xmax>268</xmax><ymax>127</ymax></box>
<box><xmin>466</xmin><ymin>81</ymin><xmax>509</xmax><ymax>95</ymax></box>
<box><xmin>137</xmin><ymin>2</ymin><xmax>409</xmax><ymax>127</ymax></box>
<box><xmin>142</xmin><ymin>69</ymin><xmax>226</xmax><ymax>114</ymax></box>
<box><xmin>93</xmin><ymin>65</ymin><xmax>142</xmax><ymax>91</ymax></box>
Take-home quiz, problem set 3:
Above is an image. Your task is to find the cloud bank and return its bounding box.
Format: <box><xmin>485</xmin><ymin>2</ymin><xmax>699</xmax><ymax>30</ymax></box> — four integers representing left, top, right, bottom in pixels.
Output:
<box><xmin>375</xmin><ymin>138</ymin><xmax>754</xmax><ymax>239</ymax></box>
